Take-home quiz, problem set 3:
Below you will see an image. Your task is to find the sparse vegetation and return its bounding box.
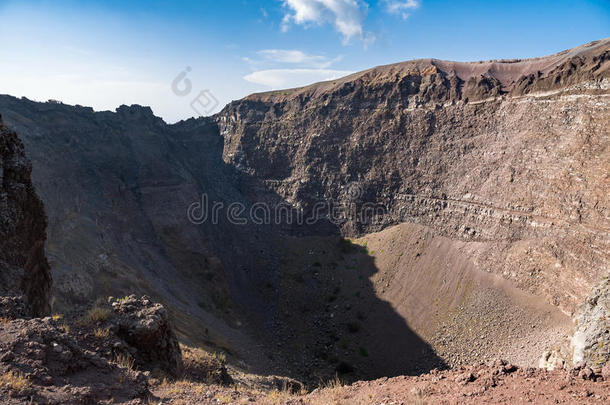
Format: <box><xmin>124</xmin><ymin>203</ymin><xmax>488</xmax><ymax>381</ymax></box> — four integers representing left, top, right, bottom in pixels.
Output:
<box><xmin>322</xmin><ymin>374</ymin><xmax>343</xmax><ymax>389</ymax></box>
<box><xmin>212</xmin><ymin>351</ymin><xmax>227</xmax><ymax>364</ymax></box>
<box><xmin>94</xmin><ymin>327</ymin><xmax>110</xmax><ymax>338</ymax></box>
<box><xmin>87</xmin><ymin>306</ymin><xmax>111</xmax><ymax>323</ymax></box>
<box><xmin>215</xmin><ymin>393</ymin><xmax>233</xmax><ymax>403</ymax></box>
<box><xmin>114</xmin><ymin>353</ymin><xmax>137</xmax><ymax>371</ymax></box>
<box><xmin>265</xmin><ymin>388</ymin><xmax>293</xmax><ymax>404</ymax></box>
<box><xmin>0</xmin><ymin>371</ymin><xmax>32</xmax><ymax>393</ymax></box>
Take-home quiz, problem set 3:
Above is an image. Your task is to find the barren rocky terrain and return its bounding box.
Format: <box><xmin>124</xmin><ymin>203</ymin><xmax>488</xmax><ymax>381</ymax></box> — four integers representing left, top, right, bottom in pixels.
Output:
<box><xmin>0</xmin><ymin>39</ymin><xmax>609</xmax><ymax>403</ymax></box>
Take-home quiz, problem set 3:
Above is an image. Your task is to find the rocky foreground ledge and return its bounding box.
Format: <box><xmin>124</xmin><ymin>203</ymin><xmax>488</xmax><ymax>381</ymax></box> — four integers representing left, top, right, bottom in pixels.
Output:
<box><xmin>153</xmin><ymin>361</ymin><xmax>610</xmax><ymax>404</ymax></box>
<box><xmin>1</xmin><ymin>295</ymin><xmax>609</xmax><ymax>404</ymax></box>
<box><xmin>0</xmin><ymin>295</ymin><xmax>184</xmax><ymax>404</ymax></box>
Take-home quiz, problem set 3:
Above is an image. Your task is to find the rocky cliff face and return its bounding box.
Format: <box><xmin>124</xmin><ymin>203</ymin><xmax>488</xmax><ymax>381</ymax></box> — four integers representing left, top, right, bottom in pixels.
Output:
<box><xmin>0</xmin><ymin>99</ymin><xmax>282</xmax><ymax>373</ymax></box>
<box><xmin>0</xmin><ymin>116</ymin><xmax>51</xmax><ymax>316</ymax></box>
<box><xmin>217</xmin><ymin>39</ymin><xmax>610</xmax><ymax>315</ymax></box>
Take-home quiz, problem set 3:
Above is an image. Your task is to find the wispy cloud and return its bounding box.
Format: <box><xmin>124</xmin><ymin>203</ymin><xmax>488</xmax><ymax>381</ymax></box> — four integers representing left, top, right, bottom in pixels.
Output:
<box><xmin>242</xmin><ymin>47</ymin><xmax>350</xmax><ymax>89</ymax></box>
<box><xmin>280</xmin><ymin>0</ymin><xmax>372</xmax><ymax>44</ymax></box>
<box><xmin>246</xmin><ymin>49</ymin><xmax>342</xmax><ymax>69</ymax></box>
<box><xmin>243</xmin><ymin>68</ymin><xmax>353</xmax><ymax>89</ymax></box>
<box><xmin>382</xmin><ymin>0</ymin><xmax>420</xmax><ymax>19</ymax></box>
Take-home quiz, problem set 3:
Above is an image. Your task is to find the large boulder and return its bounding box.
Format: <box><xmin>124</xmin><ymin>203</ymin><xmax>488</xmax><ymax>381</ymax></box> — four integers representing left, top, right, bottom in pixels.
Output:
<box><xmin>572</xmin><ymin>277</ymin><xmax>610</xmax><ymax>369</ymax></box>
<box><xmin>108</xmin><ymin>295</ymin><xmax>183</xmax><ymax>377</ymax></box>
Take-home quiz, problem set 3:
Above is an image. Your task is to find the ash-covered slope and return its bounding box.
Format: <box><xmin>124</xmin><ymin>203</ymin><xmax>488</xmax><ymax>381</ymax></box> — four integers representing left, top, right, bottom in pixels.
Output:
<box><xmin>0</xmin><ymin>116</ymin><xmax>51</xmax><ymax>316</ymax></box>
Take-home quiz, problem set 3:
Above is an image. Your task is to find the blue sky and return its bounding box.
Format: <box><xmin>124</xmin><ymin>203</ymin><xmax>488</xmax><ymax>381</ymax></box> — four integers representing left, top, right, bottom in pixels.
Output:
<box><xmin>0</xmin><ymin>0</ymin><xmax>608</xmax><ymax>122</ymax></box>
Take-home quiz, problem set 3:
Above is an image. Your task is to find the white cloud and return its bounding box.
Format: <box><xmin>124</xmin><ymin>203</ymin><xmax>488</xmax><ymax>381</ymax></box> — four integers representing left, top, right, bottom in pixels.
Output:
<box><xmin>280</xmin><ymin>0</ymin><xmax>370</xmax><ymax>44</ymax></box>
<box><xmin>249</xmin><ymin>49</ymin><xmax>341</xmax><ymax>68</ymax></box>
<box><xmin>243</xmin><ymin>68</ymin><xmax>353</xmax><ymax>89</ymax></box>
<box><xmin>383</xmin><ymin>0</ymin><xmax>420</xmax><ymax>19</ymax></box>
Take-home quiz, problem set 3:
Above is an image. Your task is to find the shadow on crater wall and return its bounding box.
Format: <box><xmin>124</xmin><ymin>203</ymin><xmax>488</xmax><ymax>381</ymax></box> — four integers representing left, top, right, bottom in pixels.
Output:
<box><xmin>0</xmin><ymin>96</ymin><xmax>445</xmax><ymax>385</ymax></box>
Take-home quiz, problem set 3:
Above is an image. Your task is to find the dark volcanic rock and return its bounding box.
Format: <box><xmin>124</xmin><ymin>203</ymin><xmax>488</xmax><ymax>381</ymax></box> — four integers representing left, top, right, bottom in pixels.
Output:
<box><xmin>0</xmin><ymin>317</ymin><xmax>149</xmax><ymax>404</ymax></box>
<box><xmin>0</xmin><ymin>116</ymin><xmax>51</xmax><ymax>317</ymax></box>
<box><xmin>0</xmin><ymin>296</ymin><xmax>29</xmax><ymax>319</ymax></box>
<box><xmin>109</xmin><ymin>295</ymin><xmax>183</xmax><ymax>377</ymax></box>
<box><xmin>0</xmin><ymin>96</ymin><xmax>300</xmax><ymax>375</ymax></box>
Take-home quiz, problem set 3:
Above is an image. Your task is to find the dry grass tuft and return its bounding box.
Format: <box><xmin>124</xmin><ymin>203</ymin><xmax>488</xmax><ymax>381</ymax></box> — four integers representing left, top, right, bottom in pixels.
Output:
<box><xmin>180</xmin><ymin>344</ymin><xmax>229</xmax><ymax>384</ymax></box>
<box><xmin>162</xmin><ymin>379</ymin><xmax>196</xmax><ymax>395</ymax></box>
<box><xmin>0</xmin><ymin>371</ymin><xmax>32</xmax><ymax>393</ymax></box>
<box><xmin>215</xmin><ymin>393</ymin><xmax>233</xmax><ymax>404</ymax></box>
<box><xmin>114</xmin><ymin>353</ymin><xmax>137</xmax><ymax>371</ymax></box>
<box><xmin>212</xmin><ymin>351</ymin><xmax>227</xmax><ymax>364</ymax></box>
<box><xmin>94</xmin><ymin>327</ymin><xmax>110</xmax><ymax>338</ymax></box>
<box><xmin>322</xmin><ymin>374</ymin><xmax>344</xmax><ymax>390</ymax></box>
<box><xmin>264</xmin><ymin>388</ymin><xmax>294</xmax><ymax>405</ymax></box>
<box><xmin>87</xmin><ymin>306</ymin><xmax>111</xmax><ymax>323</ymax></box>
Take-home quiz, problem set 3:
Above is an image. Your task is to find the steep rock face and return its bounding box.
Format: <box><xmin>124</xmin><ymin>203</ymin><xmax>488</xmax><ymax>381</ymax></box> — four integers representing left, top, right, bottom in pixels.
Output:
<box><xmin>572</xmin><ymin>277</ymin><xmax>610</xmax><ymax>369</ymax></box>
<box><xmin>217</xmin><ymin>39</ymin><xmax>610</xmax><ymax>314</ymax></box>
<box><xmin>0</xmin><ymin>116</ymin><xmax>51</xmax><ymax>316</ymax></box>
<box><xmin>0</xmin><ymin>99</ymin><xmax>281</xmax><ymax>373</ymax></box>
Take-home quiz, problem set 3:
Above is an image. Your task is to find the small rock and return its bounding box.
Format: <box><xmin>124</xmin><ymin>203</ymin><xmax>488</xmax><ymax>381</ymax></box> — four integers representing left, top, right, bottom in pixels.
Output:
<box><xmin>578</xmin><ymin>367</ymin><xmax>594</xmax><ymax>380</ymax></box>
<box><xmin>503</xmin><ymin>363</ymin><xmax>517</xmax><ymax>373</ymax></box>
<box><xmin>601</xmin><ymin>363</ymin><xmax>610</xmax><ymax>380</ymax></box>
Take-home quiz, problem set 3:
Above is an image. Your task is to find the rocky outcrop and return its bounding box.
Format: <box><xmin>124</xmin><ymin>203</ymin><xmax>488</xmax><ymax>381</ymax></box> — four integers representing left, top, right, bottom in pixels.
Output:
<box><xmin>572</xmin><ymin>277</ymin><xmax>610</xmax><ymax>369</ymax></box>
<box><xmin>0</xmin><ymin>317</ymin><xmax>149</xmax><ymax>404</ymax></box>
<box><xmin>0</xmin><ymin>294</ymin><xmax>190</xmax><ymax>403</ymax></box>
<box><xmin>108</xmin><ymin>295</ymin><xmax>183</xmax><ymax>377</ymax></box>
<box><xmin>0</xmin><ymin>116</ymin><xmax>51</xmax><ymax>317</ymax></box>
<box><xmin>0</xmin><ymin>296</ymin><xmax>29</xmax><ymax>320</ymax></box>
